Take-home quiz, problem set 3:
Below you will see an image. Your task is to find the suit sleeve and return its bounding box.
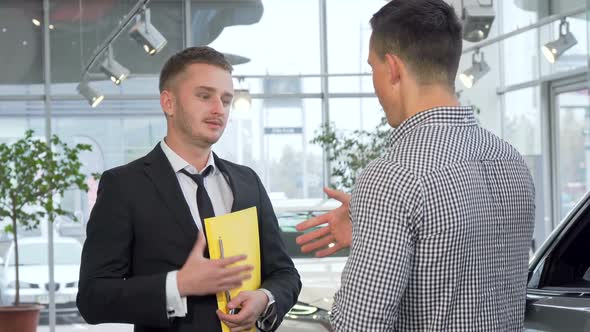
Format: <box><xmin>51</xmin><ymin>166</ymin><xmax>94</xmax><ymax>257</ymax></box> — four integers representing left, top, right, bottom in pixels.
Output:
<box><xmin>253</xmin><ymin>170</ymin><xmax>302</xmax><ymax>327</ymax></box>
<box><xmin>76</xmin><ymin>170</ymin><xmax>170</xmax><ymax>327</ymax></box>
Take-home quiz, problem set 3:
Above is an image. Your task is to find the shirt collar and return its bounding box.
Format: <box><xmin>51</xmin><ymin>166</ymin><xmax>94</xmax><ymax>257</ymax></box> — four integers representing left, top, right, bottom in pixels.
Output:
<box><xmin>388</xmin><ymin>106</ymin><xmax>477</xmax><ymax>147</ymax></box>
<box><xmin>160</xmin><ymin>139</ymin><xmax>218</xmax><ymax>175</ymax></box>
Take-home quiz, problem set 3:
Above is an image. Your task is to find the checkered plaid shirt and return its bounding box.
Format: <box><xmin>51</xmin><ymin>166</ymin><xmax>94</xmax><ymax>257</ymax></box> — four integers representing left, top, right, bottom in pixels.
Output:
<box><xmin>330</xmin><ymin>106</ymin><xmax>535</xmax><ymax>331</ymax></box>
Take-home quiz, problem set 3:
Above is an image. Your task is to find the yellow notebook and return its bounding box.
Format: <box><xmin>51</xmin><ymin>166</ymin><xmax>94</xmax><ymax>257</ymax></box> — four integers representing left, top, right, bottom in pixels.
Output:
<box><xmin>204</xmin><ymin>207</ymin><xmax>261</xmax><ymax>332</ymax></box>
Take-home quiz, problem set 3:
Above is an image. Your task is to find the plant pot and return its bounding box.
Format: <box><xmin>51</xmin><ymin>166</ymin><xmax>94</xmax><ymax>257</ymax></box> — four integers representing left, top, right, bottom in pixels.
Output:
<box><xmin>0</xmin><ymin>304</ymin><xmax>44</xmax><ymax>332</ymax></box>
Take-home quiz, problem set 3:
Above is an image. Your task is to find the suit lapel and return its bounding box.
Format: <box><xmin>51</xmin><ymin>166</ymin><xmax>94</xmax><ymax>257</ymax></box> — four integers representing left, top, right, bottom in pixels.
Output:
<box><xmin>143</xmin><ymin>144</ymin><xmax>198</xmax><ymax>244</ymax></box>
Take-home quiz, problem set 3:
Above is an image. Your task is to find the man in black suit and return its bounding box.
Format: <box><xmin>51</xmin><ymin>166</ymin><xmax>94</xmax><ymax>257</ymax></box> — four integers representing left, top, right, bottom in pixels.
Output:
<box><xmin>77</xmin><ymin>46</ymin><xmax>301</xmax><ymax>332</ymax></box>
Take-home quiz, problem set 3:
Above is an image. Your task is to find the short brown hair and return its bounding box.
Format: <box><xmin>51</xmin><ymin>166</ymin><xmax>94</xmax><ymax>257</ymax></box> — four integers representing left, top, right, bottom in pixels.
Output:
<box><xmin>370</xmin><ymin>0</ymin><xmax>462</xmax><ymax>88</ymax></box>
<box><xmin>158</xmin><ymin>46</ymin><xmax>233</xmax><ymax>92</ymax></box>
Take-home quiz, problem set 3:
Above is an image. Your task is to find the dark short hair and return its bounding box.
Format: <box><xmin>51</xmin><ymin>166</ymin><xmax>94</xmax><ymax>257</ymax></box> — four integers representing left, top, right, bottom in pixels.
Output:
<box><xmin>370</xmin><ymin>0</ymin><xmax>462</xmax><ymax>88</ymax></box>
<box><xmin>159</xmin><ymin>46</ymin><xmax>233</xmax><ymax>92</ymax></box>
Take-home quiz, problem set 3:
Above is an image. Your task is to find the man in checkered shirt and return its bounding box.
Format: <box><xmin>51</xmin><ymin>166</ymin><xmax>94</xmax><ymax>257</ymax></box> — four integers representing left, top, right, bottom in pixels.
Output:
<box><xmin>296</xmin><ymin>0</ymin><xmax>535</xmax><ymax>331</ymax></box>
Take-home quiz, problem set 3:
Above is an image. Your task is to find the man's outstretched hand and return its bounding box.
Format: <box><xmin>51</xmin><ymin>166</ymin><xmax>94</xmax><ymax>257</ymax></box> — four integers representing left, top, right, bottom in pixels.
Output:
<box><xmin>295</xmin><ymin>187</ymin><xmax>352</xmax><ymax>257</ymax></box>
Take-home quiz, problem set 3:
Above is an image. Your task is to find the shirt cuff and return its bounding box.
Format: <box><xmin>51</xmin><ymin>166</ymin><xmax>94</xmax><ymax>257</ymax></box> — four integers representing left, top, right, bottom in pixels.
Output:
<box><xmin>256</xmin><ymin>288</ymin><xmax>277</xmax><ymax>331</ymax></box>
<box><xmin>165</xmin><ymin>271</ymin><xmax>187</xmax><ymax>318</ymax></box>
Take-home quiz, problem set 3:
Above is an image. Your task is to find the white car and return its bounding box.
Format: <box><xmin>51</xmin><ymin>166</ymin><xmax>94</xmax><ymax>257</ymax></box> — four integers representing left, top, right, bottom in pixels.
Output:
<box><xmin>0</xmin><ymin>236</ymin><xmax>81</xmax><ymax>317</ymax></box>
<box><xmin>273</xmin><ymin>199</ymin><xmax>346</xmax><ymax>332</ymax></box>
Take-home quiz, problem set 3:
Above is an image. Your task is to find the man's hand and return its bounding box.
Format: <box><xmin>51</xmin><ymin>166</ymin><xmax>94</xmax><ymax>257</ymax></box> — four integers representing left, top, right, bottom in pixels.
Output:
<box><xmin>177</xmin><ymin>232</ymin><xmax>253</xmax><ymax>297</ymax></box>
<box><xmin>295</xmin><ymin>187</ymin><xmax>352</xmax><ymax>257</ymax></box>
<box><xmin>216</xmin><ymin>290</ymin><xmax>269</xmax><ymax>332</ymax></box>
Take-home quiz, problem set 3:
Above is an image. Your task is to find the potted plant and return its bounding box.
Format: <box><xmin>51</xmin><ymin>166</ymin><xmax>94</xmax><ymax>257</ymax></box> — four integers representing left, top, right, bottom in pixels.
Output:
<box><xmin>311</xmin><ymin>116</ymin><xmax>391</xmax><ymax>192</ymax></box>
<box><xmin>0</xmin><ymin>130</ymin><xmax>90</xmax><ymax>332</ymax></box>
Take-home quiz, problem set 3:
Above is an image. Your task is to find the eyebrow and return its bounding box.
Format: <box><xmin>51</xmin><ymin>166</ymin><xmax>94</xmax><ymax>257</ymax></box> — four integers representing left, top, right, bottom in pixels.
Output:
<box><xmin>195</xmin><ymin>86</ymin><xmax>233</xmax><ymax>99</ymax></box>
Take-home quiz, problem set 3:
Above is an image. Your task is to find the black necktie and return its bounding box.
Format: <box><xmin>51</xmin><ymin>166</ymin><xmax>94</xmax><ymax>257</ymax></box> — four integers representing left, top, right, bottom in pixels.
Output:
<box><xmin>180</xmin><ymin>166</ymin><xmax>215</xmax><ymax>239</ymax></box>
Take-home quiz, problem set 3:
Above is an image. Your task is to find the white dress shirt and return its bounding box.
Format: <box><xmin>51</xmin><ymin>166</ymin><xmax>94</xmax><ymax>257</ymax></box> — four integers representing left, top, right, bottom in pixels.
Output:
<box><xmin>159</xmin><ymin>140</ymin><xmax>276</xmax><ymax>328</ymax></box>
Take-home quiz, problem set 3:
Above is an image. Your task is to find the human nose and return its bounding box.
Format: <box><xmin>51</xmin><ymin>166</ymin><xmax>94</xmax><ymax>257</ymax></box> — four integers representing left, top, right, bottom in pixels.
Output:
<box><xmin>211</xmin><ymin>96</ymin><xmax>226</xmax><ymax>115</ymax></box>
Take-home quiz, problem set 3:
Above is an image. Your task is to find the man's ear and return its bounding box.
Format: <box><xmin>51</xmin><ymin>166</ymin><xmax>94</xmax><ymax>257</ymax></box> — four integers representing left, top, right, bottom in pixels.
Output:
<box><xmin>160</xmin><ymin>90</ymin><xmax>175</xmax><ymax>117</ymax></box>
<box><xmin>384</xmin><ymin>53</ymin><xmax>401</xmax><ymax>85</ymax></box>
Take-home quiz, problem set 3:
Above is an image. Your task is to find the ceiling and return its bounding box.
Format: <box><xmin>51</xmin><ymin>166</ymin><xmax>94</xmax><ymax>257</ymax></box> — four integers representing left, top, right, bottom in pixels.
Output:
<box><xmin>0</xmin><ymin>0</ymin><xmax>263</xmax><ymax>85</ymax></box>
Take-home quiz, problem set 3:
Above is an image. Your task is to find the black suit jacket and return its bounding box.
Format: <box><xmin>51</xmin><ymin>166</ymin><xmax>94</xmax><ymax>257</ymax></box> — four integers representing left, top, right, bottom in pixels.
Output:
<box><xmin>77</xmin><ymin>144</ymin><xmax>301</xmax><ymax>332</ymax></box>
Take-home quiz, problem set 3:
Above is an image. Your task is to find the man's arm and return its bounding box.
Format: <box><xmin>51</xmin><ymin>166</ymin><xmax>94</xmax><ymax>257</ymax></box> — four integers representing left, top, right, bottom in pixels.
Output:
<box><xmin>330</xmin><ymin>160</ymin><xmax>420</xmax><ymax>331</ymax></box>
<box><xmin>76</xmin><ymin>170</ymin><xmax>170</xmax><ymax>327</ymax></box>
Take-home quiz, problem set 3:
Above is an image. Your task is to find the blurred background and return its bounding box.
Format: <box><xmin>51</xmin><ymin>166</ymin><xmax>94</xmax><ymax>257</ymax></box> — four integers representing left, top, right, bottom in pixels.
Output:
<box><xmin>0</xmin><ymin>0</ymin><xmax>588</xmax><ymax>331</ymax></box>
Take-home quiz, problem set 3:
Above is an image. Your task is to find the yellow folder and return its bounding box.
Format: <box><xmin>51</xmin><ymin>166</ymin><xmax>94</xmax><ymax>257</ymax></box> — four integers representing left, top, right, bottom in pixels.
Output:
<box><xmin>204</xmin><ymin>206</ymin><xmax>261</xmax><ymax>332</ymax></box>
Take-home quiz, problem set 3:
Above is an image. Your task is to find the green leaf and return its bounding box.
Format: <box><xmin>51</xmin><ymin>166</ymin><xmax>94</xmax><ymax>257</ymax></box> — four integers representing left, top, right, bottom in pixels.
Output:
<box><xmin>4</xmin><ymin>224</ymin><xmax>14</xmax><ymax>235</ymax></box>
<box><xmin>310</xmin><ymin>115</ymin><xmax>391</xmax><ymax>191</ymax></box>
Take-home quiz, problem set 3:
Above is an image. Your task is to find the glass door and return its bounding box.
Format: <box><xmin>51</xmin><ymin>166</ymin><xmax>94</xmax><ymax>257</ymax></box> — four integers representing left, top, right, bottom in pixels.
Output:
<box><xmin>552</xmin><ymin>78</ymin><xmax>590</xmax><ymax>222</ymax></box>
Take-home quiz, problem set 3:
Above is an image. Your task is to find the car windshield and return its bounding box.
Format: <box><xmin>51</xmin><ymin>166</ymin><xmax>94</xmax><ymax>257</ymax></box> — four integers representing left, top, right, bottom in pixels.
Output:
<box><xmin>277</xmin><ymin>211</ymin><xmax>349</xmax><ymax>258</ymax></box>
<box><xmin>8</xmin><ymin>242</ymin><xmax>82</xmax><ymax>266</ymax></box>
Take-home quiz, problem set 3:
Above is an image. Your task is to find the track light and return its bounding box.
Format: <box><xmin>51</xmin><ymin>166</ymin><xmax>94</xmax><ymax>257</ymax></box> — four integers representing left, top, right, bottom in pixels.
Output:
<box><xmin>459</xmin><ymin>49</ymin><xmax>490</xmax><ymax>89</ymax></box>
<box><xmin>129</xmin><ymin>8</ymin><xmax>167</xmax><ymax>56</ymax></box>
<box><xmin>100</xmin><ymin>45</ymin><xmax>129</xmax><ymax>85</ymax></box>
<box><xmin>77</xmin><ymin>81</ymin><xmax>104</xmax><ymax>108</ymax></box>
<box><xmin>232</xmin><ymin>78</ymin><xmax>251</xmax><ymax>112</ymax></box>
<box><xmin>542</xmin><ymin>19</ymin><xmax>577</xmax><ymax>64</ymax></box>
<box><xmin>461</xmin><ymin>3</ymin><xmax>495</xmax><ymax>42</ymax></box>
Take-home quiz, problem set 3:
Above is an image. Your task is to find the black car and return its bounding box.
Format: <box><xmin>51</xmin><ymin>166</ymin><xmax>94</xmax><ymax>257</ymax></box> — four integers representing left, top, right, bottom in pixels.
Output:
<box><xmin>525</xmin><ymin>192</ymin><xmax>590</xmax><ymax>331</ymax></box>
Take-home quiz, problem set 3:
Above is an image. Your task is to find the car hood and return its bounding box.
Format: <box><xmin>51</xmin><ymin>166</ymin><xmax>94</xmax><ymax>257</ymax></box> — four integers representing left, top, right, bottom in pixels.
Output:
<box><xmin>3</xmin><ymin>265</ymin><xmax>80</xmax><ymax>284</ymax></box>
<box><xmin>293</xmin><ymin>256</ymin><xmax>346</xmax><ymax>311</ymax></box>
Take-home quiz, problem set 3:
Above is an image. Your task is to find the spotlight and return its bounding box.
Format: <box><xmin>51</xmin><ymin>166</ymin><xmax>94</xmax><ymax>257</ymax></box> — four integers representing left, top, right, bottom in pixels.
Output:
<box><xmin>459</xmin><ymin>49</ymin><xmax>490</xmax><ymax>89</ymax></box>
<box><xmin>77</xmin><ymin>81</ymin><xmax>104</xmax><ymax>108</ymax></box>
<box><xmin>100</xmin><ymin>45</ymin><xmax>130</xmax><ymax>85</ymax></box>
<box><xmin>232</xmin><ymin>90</ymin><xmax>252</xmax><ymax>113</ymax></box>
<box><xmin>462</xmin><ymin>4</ymin><xmax>495</xmax><ymax>42</ymax></box>
<box><xmin>232</xmin><ymin>78</ymin><xmax>251</xmax><ymax>112</ymax></box>
<box><xmin>128</xmin><ymin>8</ymin><xmax>167</xmax><ymax>56</ymax></box>
<box><xmin>542</xmin><ymin>19</ymin><xmax>577</xmax><ymax>64</ymax></box>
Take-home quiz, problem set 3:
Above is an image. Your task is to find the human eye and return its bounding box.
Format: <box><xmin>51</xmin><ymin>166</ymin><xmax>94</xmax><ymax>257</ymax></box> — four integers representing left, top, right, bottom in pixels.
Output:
<box><xmin>221</xmin><ymin>98</ymin><xmax>232</xmax><ymax>107</ymax></box>
<box><xmin>197</xmin><ymin>92</ymin><xmax>211</xmax><ymax>100</ymax></box>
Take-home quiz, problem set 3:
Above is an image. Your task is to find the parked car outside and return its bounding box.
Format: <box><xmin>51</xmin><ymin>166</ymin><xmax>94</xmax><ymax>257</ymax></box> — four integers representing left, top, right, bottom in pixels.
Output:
<box><xmin>0</xmin><ymin>236</ymin><xmax>82</xmax><ymax>318</ymax></box>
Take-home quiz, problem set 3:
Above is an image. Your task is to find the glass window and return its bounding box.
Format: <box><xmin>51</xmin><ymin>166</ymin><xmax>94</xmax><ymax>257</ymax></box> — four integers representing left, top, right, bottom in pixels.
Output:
<box><xmin>501</xmin><ymin>28</ymin><xmax>541</xmax><ymax>87</ymax></box>
<box><xmin>328</xmin><ymin>97</ymin><xmax>383</xmax><ymax>131</ymax></box>
<box><xmin>326</xmin><ymin>0</ymin><xmax>384</xmax><ymax>74</ymax></box>
<box><xmin>456</xmin><ymin>42</ymin><xmax>502</xmax><ymax>136</ymax></box>
<box><xmin>501</xmin><ymin>0</ymin><xmax>543</xmax><ymax>34</ymax></box>
<box><xmin>50</xmin><ymin>0</ymin><xmax>184</xmax><ymax>96</ymax></box>
<box><xmin>0</xmin><ymin>1</ymin><xmax>43</xmax><ymax>94</ymax></box>
<box><xmin>504</xmin><ymin>88</ymin><xmax>542</xmax><ymax>155</ymax></box>
<box><xmin>238</xmin><ymin>77</ymin><xmax>321</xmax><ymax>95</ymax></box>
<box><xmin>51</xmin><ymin>101</ymin><xmax>164</xmax><ymax>169</ymax></box>
<box><xmin>217</xmin><ymin>98</ymin><xmax>324</xmax><ymax>199</ymax></box>
<box><xmin>503</xmin><ymin>87</ymin><xmax>550</xmax><ymax>250</ymax></box>
<box><xmin>555</xmin><ymin>87</ymin><xmax>590</xmax><ymax>219</ymax></box>
<box><xmin>9</xmin><ymin>242</ymin><xmax>82</xmax><ymax>266</ymax></box>
<box><xmin>328</xmin><ymin>75</ymin><xmax>374</xmax><ymax>94</ymax></box>
<box><xmin>207</xmin><ymin>0</ymin><xmax>320</xmax><ymax>75</ymax></box>
<box><xmin>0</xmin><ymin>102</ymin><xmax>45</xmax><ymax>140</ymax></box>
